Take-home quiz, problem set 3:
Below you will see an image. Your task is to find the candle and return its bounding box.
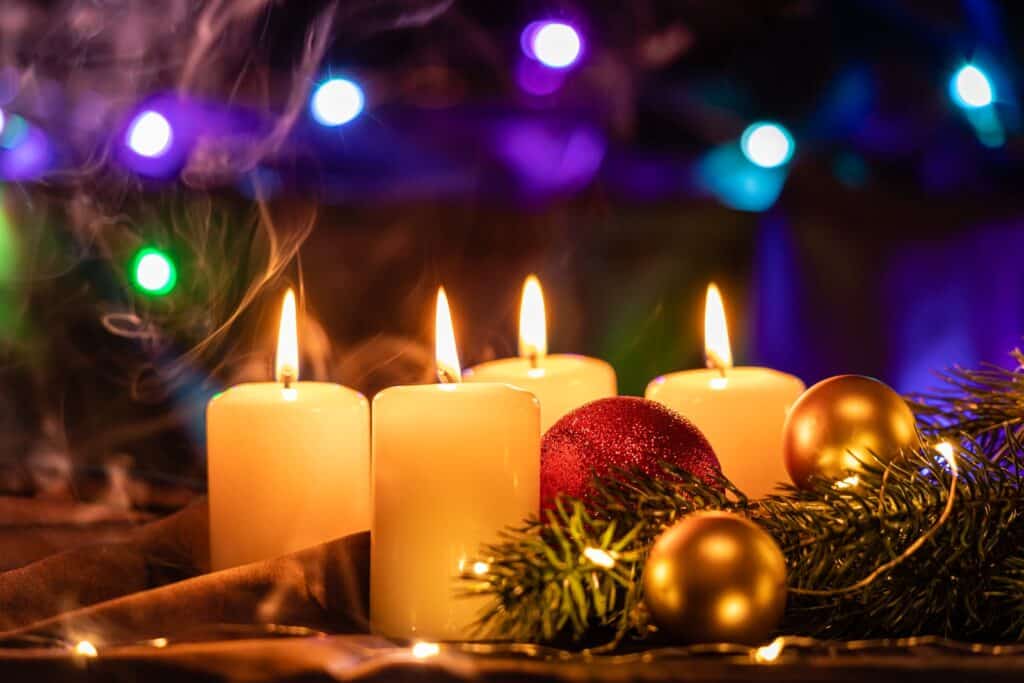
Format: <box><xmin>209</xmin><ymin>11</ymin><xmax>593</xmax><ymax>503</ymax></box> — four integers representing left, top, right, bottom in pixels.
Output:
<box><xmin>206</xmin><ymin>290</ymin><xmax>370</xmax><ymax>570</ymax></box>
<box><xmin>464</xmin><ymin>275</ymin><xmax>617</xmax><ymax>432</ymax></box>
<box><xmin>645</xmin><ymin>284</ymin><xmax>805</xmax><ymax>498</ymax></box>
<box><xmin>371</xmin><ymin>287</ymin><xmax>539</xmax><ymax>641</ymax></box>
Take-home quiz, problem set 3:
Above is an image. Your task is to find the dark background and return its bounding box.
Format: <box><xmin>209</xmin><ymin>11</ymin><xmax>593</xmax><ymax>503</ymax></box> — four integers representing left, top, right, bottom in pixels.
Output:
<box><xmin>0</xmin><ymin>0</ymin><xmax>1022</xmax><ymax>499</ymax></box>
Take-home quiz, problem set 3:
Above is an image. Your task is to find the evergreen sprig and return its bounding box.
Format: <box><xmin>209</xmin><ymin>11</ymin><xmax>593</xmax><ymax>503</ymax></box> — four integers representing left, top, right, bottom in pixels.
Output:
<box><xmin>468</xmin><ymin>356</ymin><xmax>1024</xmax><ymax>647</ymax></box>
<box><xmin>911</xmin><ymin>348</ymin><xmax>1024</xmax><ymax>454</ymax></box>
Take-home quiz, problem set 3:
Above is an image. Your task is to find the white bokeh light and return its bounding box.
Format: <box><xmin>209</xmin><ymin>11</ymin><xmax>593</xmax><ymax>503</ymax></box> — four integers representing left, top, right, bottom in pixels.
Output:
<box><xmin>952</xmin><ymin>65</ymin><xmax>994</xmax><ymax>109</ymax></box>
<box><xmin>532</xmin><ymin>22</ymin><xmax>582</xmax><ymax>69</ymax></box>
<box><xmin>740</xmin><ymin>122</ymin><xmax>794</xmax><ymax>169</ymax></box>
<box><xmin>311</xmin><ymin>78</ymin><xmax>365</xmax><ymax>127</ymax></box>
<box><xmin>126</xmin><ymin>110</ymin><xmax>173</xmax><ymax>158</ymax></box>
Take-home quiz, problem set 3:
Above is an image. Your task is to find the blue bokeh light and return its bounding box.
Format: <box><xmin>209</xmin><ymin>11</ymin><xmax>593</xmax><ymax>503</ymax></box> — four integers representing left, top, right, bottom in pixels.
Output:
<box><xmin>697</xmin><ymin>142</ymin><xmax>788</xmax><ymax>212</ymax></box>
<box><xmin>311</xmin><ymin>77</ymin><xmax>365</xmax><ymax>127</ymax></box>
<box><xmin>950</xmin><ymin>65</ymin><xmax>994</xmax><ymax>109</ymax></box>
<box><xmin>740</xmin><ymin>122</ymin><xmax>794</xmax><ymax>168</ymax></box>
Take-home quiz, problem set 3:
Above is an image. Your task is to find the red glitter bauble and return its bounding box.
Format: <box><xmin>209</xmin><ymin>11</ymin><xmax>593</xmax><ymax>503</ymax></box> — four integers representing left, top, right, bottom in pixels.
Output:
<box><xmin>541</xmin><ymin>397</ymin><xmax>721</xmax><ymax>510</ymax></box>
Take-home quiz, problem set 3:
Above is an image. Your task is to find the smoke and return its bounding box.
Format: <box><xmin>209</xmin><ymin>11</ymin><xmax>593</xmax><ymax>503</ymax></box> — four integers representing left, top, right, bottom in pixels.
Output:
<box><xmin>0</xmin><ymin>0</ymin><xmax>454</xmax><ymax>500</ymax></box>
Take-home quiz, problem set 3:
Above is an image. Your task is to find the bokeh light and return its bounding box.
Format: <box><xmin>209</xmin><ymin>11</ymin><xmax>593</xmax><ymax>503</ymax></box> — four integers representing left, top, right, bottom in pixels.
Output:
<box><xmin>310</xmin><ymin>77</ymin><xmax>365</xmax><ymax>127</ymax></box>
<box><xmin>126</xmin><ymin>110</ymin><xmax>173</xmax><ymax>158</ymax></box>
<box><xmin>131</xmin><ymin>247</ymin><xmax>177</xmax><ymax>296</ymax></box>
<box><xmin>524</xmin><ymin>22</ymin><xmax>582</xmax><ymax>69</ymax></box>
<box><xmin>697</xmin><ymin>142</ymin><xmax>788</xmax><ymax>212</ymax></box>
<box><xmin>740</xmin><ymin>122</ymin><xmax>794</xmax><ymax>169</ymax></box>
<box><xmin>950</xmin><ymin>65</ymin><xmax>994</xmax><ymax>109</ymax></box>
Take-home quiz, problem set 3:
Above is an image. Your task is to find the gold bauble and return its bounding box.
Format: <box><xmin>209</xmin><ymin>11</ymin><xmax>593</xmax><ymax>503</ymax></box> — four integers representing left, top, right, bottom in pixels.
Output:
<box><xmin>642</xmin><ymin>511</ymin><xmax>787</xmax><ymax>645</ymax></box>
<box><xmin>783</xmin><ymin>374</ymin><xmax>919</xmax><ymax>489</ymax></box>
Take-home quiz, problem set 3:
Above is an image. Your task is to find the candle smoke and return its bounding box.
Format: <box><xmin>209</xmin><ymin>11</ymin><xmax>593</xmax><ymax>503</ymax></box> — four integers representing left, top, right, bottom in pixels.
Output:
<box><xmin>0</xmin><ymin>0</ymin><xmax>453</xmax><ymax>502</ymax></box>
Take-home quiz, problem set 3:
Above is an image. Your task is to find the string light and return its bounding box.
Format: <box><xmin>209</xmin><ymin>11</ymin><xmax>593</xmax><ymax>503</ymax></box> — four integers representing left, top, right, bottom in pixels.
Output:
<box><xmin>126</xmin><ymin>110</ymin><xmax>173</xmax><ymax>158</ymax></box>
<box><xmin>583</xmin><ymin>547</ymin><xmax>616</xmax><ymax>568</ymax></box>
<box><xmin>740</xmin><ymin>122</ymin><xmax>794</xmax><ymax>168</ymax></box>
<box><xmin>311</xmin><ymin>77</ymin><xmax>365</xmax><ymax>127</ymax></box>
<box><xmin>411</xmin><ymin>642</ymin><xmax>440</xmax><ymax>659</ymax></box>
<box><xmin>834</xmin><ymin>474</ymin><xmax>859</xmax><ymax>490</ymax></box>
<box><xmin>753</xmin><ymin>636</ymin><xmax>785</xmax><ymax>663</ymax></box>
<box><xmin>131</xmin><ymin>247</ymin><xmax>177</xmax><ymax>296</ymax></box>
<box><xmin>73</xmin><ymin>640</ymin><xmax>98</xmax><ymax>657</ymax></box>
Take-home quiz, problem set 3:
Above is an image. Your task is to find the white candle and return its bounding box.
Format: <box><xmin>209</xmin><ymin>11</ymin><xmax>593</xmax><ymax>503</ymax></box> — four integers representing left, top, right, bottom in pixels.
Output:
<box><xmin>371</xmin><ymin>287</ymin><xmax>539</xmax><ymax>641</ymax></box>
<box><xmin>464</xmin><ymin>275</ymin><xmax>616</xmax><ymax>432</ymax></box>
<box><xmin>645</xmin><ymin>284</ymin><xmax>804</xmax><ymax>498</ymax></box>
<box><xmin>206</xmin><ymin>290</ymin><xmax>370</xmax><ymax>570</ymax></box>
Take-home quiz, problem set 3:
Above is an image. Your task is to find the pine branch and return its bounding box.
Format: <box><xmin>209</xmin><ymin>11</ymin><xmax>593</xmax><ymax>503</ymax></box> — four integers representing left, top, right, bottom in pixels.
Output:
<box><xmin>468</xmin><ymin>433</ymin><xmax>1024</xmax><ymax>646</ymax></box>
<box><xmin>467</xmin><ymin>468</ymin><xmax>745</xmax><ymax>645</ymax></box>
<box><xmin>910</xmin><ymin>349</ymin><xmax>1024</xmax><ymax>454</ymax></box>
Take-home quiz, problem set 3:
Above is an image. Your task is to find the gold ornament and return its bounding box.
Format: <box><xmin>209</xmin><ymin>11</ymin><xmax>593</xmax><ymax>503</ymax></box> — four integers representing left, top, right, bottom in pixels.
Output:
<box><xmin>642</xmin><ymin>511</ymin><xmax>787</xmax><ymax>645</ymax></box>
<box><xmin>783</xmin><ymin>374</ymin><xmax>919</xmax><ymax>489</ymax></box>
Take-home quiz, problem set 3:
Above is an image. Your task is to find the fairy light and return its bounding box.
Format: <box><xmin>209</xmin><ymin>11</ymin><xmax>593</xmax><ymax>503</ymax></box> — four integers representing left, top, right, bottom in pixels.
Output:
<box><xmin>583</xmin><ymin>547</ymin><xmax>616</xmax><ymax>568</ymax></box>
<box><xmin>73</xmin><ymin>640</ymin><xmax>98</xmax><ymax>657</ymax></box>
<box><xmin>411</xmin><ymin>642</ymin><xmax>440</xmax><ymax>659</ymax></box>
<box><xmin>149</xmin><ymin>637</ymin><xmax>168</xmax><ymax>648</ymax></box>
<box><xmin>753</xmin><ymin>636</ymin><xmax>785</xmax><ymax>663</ymax></box>
<box><xmin>834</xmin><ymin>474</ymin><xmax>859</xmax><ymax>490</ymax></box>
<box><xmin>472</xmin><ymin>560</ymin><xmax>490</xmax><ymax>576</ymax></box>
<box><xmin>935</xmin><ymin>440</ymin><xmax>954</xmax><ymax>462</ymax></box>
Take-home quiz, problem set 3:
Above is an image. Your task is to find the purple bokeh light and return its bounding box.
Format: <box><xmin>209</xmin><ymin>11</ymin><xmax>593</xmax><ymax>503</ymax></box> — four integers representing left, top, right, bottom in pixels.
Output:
<box><xmin>516</xmin><ymin>58</ymin><xmax>567</xmax><ymax>96</ymax></box>
<box><xmin>0</xmin><ymin>120</ymin><xmax>53</xmax><ymax>181</ymax></box>
<box><xmin>494</xmin><ymin>120</ymin><xmax>605</xmax><ymax>196</ymax></box>
<box><xmin>521</xmin><ymin>21</ymin><xmax>583</xmax><ymax>70</ymax></box>
<box><xmin>126</xmin><ymin>110</ymin><xmax>174</xmax><ymax>158</ymax></box>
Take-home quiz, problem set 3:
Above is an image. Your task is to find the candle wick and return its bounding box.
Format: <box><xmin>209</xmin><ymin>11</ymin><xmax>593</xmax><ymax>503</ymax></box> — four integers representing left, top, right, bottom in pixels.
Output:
<box><xmin>527</xmin><ymin>351</ymin><xmax>539</xmax><ymax>370</ymax></box>
<box><xmin>706</xmin><ymin>351</ymin><xmax>728</xmax><ymax>378</ymax></box>
<box><xmin>437</xmin><ymin>366</ymin><xmax>460</xmax><ymax>384</ymax></box>
<box><xmin>281</xmin><ymin>367</ymin><xmax>296</xmax><ymax>389</ymax></box>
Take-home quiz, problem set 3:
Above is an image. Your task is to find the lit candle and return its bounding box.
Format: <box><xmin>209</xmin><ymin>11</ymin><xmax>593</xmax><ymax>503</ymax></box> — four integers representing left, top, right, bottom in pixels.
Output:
<box><xmin>371</xmin><ymin>287</ymin><xmax>540</xmax><ymax>641</ymax></box>
<box><xmin>206</xmin><ymin>290</ymin><xmax>370</xmax><ymax>570</ymax></box>
<box><xmin>645</xmin><ymin>284</ymin><xmax>805</xmax><ymax>498</ymax></box>
<box><xmin>464</xmin><ymin>275</ymin><xmax>616</xmax><ymax>432</ymax></box>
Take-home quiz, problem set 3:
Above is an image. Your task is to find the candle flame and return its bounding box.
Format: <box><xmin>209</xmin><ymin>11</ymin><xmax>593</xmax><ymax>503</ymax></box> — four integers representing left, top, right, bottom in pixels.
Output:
<box><xmin>518</xmin><ymin>275</ymin><xmax>547</xmax><ymax>364</ymax></box>
<box><xmin>435</xmin><ymin>287</ymin><xmax>462</xmax><ymax>383</ymax></box>
<box><xmin>704</xmin><ymin>283</ymin><xmax>733</xmax><ymax>371</ymax></box>
<box><xmin>275</xmin><ymin>289</ymin><xmax>299</xmax><ymax>384</ymax></box>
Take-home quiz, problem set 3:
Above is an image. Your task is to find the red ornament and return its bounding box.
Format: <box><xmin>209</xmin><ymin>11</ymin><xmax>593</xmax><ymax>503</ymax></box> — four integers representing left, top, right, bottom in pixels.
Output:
<box><xmin>541</xmin><ymin>397</ymin><xmax>721</xmax><ymax>510</ymax></box>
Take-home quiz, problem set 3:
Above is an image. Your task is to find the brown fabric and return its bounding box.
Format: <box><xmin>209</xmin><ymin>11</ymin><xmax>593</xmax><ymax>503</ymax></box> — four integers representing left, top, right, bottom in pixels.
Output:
<box><xmin>0</xmin><ymin>498</ymin><xmax>369</xmax><ymax>646</ymax></box>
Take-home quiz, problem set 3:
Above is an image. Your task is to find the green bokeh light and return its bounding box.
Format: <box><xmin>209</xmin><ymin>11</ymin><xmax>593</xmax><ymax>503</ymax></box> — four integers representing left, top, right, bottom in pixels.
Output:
<box><xmin>131</xmin><ymin>247</ymin><xmax>177</xmax><ymax>296</ymax></box>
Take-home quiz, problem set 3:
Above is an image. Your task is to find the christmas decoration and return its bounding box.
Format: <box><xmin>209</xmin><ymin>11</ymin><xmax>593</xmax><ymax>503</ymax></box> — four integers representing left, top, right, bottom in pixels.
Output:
<box><xmin>540</xmin><ymin>397</ymin><xmax>720</xmax><ymax>509</ymax></box>
<box><xmin>643</xmin><ymin>511</ymin><xmax>786</xmax><ymax>644</ymax></box>
<box><xmin>783</xmin><ymin>375</ymin><xmax>918</xmax><ymax>489</ymax></box>
<box><xmin>470</xmin><ymin>352</ymin><xmax>1024</xmax><ymax>648</ymax></box>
